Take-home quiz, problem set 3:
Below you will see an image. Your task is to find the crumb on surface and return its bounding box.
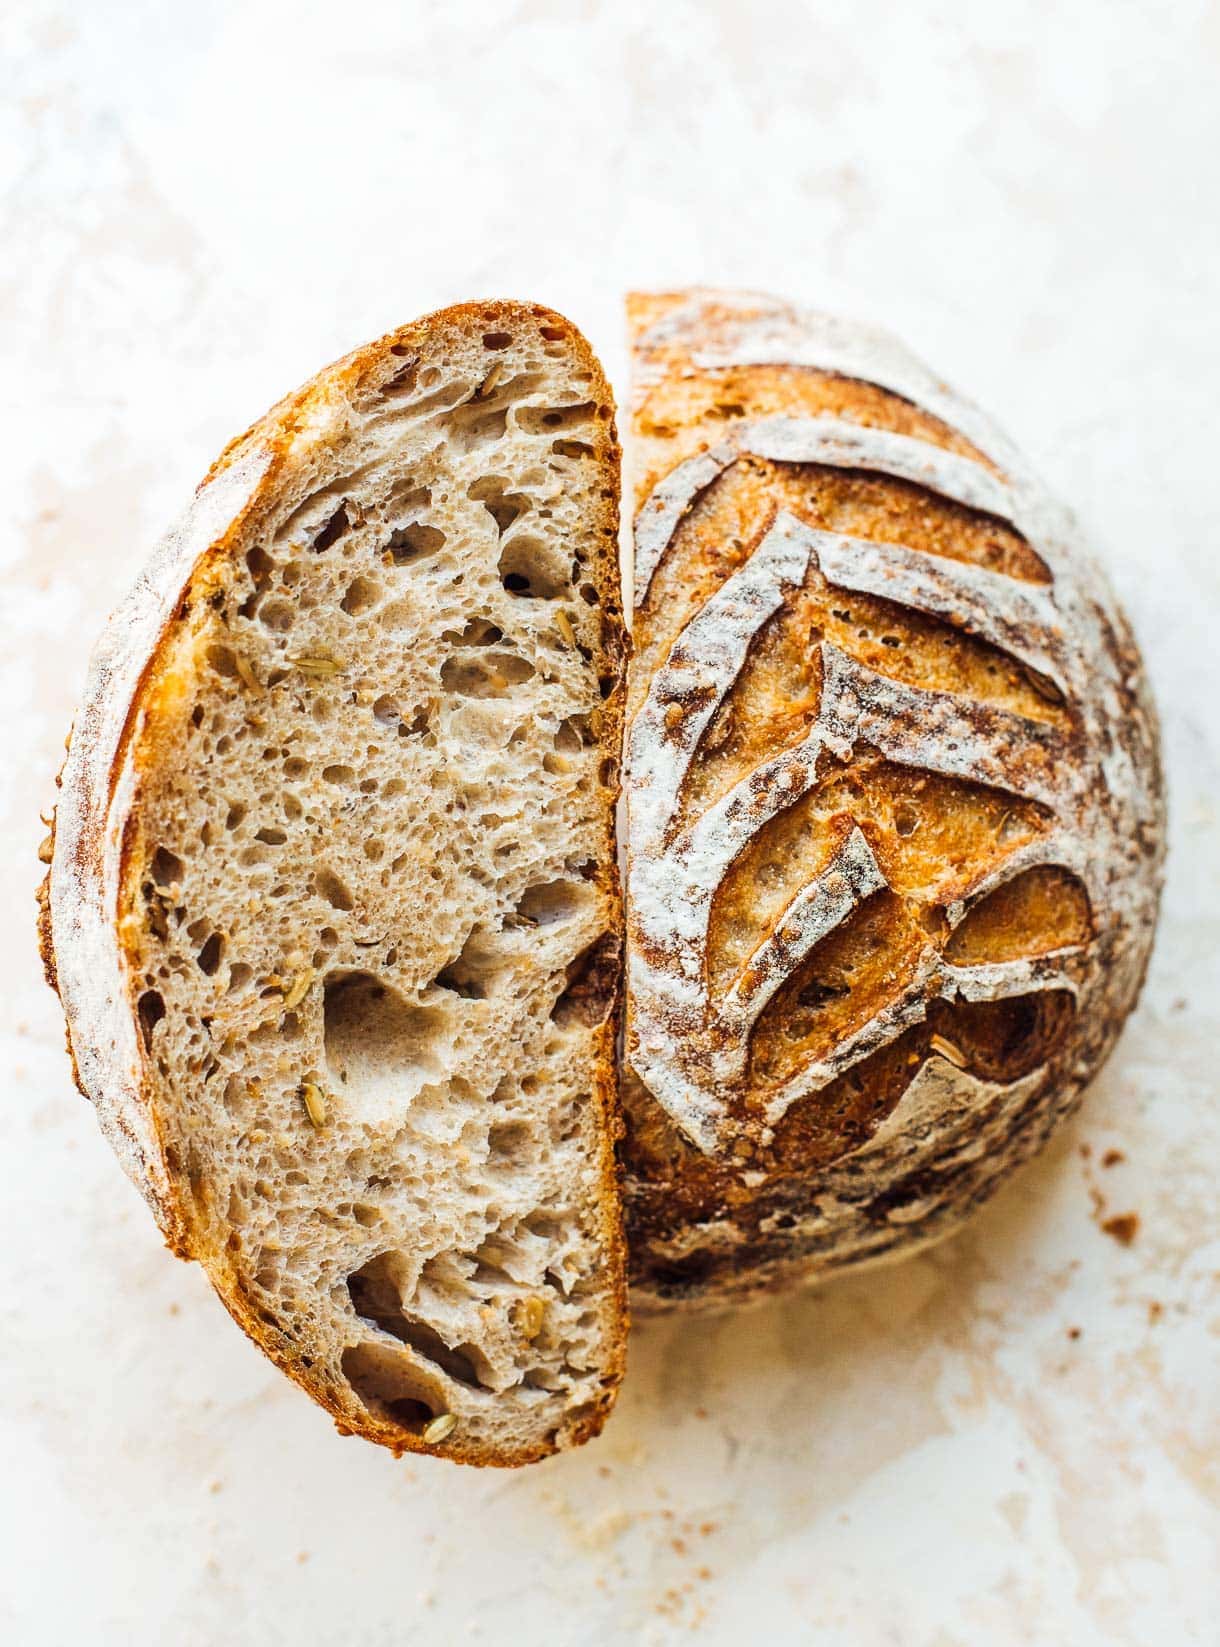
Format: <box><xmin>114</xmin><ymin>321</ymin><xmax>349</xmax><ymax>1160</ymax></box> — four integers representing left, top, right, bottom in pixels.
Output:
<box><xmin>1101</xmin><ymin>1212</ymin><xmax>1140</xmax><ymax>1246</ymax></box>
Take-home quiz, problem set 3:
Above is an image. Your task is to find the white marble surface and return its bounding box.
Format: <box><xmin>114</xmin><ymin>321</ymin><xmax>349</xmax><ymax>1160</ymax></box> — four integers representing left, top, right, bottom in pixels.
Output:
<box><xmin>3</xmin><ymin>2</ymin><xmax>1218</xmax><ymax>1642</ymax></box>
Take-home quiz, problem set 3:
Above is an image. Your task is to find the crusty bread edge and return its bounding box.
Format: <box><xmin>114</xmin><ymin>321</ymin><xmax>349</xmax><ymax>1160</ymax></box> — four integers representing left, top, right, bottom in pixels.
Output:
<box><xmin>620</xmin><ymin>287</ymin><xmax>1167</xmax><ymax>1310</ymax></box>
<box><xmin>38</xmin><ymin>300</ymin><xmax>630</xmax><ymax>1466</ymax></box>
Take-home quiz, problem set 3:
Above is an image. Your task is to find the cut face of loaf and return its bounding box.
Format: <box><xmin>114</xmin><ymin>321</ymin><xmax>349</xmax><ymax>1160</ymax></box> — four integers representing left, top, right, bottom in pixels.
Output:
<box><xmin>622</xmin><ymin>289</ymin><xmax>1164</xmax><ymax>1310</ymax></box>
<box><xmin>41</xmin><ymin>303</ymin><xmax>628</xmax><ymax>1464</ymax></box>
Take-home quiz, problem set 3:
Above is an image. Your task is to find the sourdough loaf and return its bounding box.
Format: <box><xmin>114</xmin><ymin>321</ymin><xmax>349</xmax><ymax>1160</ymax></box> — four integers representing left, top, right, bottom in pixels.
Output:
<box><xmin>622</xmin><ymin>289</ymin><xmax>1164</xmax><ymax>1309</ymax></box>
<box><xmin>39</xmin><ymin>301</ymin><xmax>629</xmax><ymax>1463</ymax></box>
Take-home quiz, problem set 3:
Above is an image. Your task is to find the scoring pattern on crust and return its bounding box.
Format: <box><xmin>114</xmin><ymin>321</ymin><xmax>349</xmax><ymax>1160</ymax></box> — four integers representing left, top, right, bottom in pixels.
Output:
<box><xmin>625</xmin><ymin>298</ymin><xmax>1160</xmax><ymax>1161</ymax></box>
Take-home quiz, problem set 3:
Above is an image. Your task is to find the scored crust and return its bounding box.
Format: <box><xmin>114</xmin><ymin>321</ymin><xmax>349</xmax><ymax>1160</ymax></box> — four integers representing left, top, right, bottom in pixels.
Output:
<box><xmin>38</xmin><ymin>301</ymin><xmax>629</xmax><ymax>1464</ymax></box>
<box><xmin>622</xmin><ymin>289</ymin><xmax>1165</xmax><ymax>1309</ymax></box>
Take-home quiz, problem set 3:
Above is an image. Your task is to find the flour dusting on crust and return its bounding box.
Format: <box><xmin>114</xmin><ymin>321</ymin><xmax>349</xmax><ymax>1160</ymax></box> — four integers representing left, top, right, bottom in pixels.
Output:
<box><xmin>623</xmin><ymin>289</ymin><xmax>1164</xmax><ymax>1308</ymax></box>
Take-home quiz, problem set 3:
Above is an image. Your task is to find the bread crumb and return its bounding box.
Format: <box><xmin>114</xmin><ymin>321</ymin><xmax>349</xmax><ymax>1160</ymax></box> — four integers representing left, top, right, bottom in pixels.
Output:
<box><xmin>1101</xmin><ymin>1212</ymin><xmax>1139</xmax><ymax>1246</ymax></box>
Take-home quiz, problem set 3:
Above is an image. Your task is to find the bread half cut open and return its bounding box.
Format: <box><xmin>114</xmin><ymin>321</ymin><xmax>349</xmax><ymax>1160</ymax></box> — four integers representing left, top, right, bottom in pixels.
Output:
<box><xmin>39</xmin><ymin>301</ymin><xmax>629</xmax><ymax>1465</ymax></box>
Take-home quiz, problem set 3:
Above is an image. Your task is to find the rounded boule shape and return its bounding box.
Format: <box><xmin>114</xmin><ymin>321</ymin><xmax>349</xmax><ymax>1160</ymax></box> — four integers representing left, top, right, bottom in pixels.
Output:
<box><xmin>622</xmin><ymin>289</ymin><xmax>1164</xmax><ymax>1311</ymax></box>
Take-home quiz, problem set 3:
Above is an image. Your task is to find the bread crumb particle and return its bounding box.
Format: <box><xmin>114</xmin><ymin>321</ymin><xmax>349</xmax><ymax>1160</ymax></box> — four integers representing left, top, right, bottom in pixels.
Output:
<box><xmin>1101</xmin><ymin>1212</ymin><xmax>1139</xmax><ymax>1246</ymax></box>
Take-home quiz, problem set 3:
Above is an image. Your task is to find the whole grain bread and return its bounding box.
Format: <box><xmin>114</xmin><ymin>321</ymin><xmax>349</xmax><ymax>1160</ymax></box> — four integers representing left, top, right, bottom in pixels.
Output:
<box><xmin>38</xmin><ymin>300</ymin><xmax>629</xmax><ymax>1464</ymax></box>
<box><xmin>621</xmin><ymin>289</ymin><xmax>1164</xmax><ymax>1310</ymax></box>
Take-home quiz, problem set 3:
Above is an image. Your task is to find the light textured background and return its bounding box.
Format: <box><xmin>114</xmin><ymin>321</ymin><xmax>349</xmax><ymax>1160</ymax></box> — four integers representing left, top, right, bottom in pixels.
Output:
<box><xmin>3</xmin><ymin>2</ymin><xmax>1218</xmax><ymax>1643</ymax></box>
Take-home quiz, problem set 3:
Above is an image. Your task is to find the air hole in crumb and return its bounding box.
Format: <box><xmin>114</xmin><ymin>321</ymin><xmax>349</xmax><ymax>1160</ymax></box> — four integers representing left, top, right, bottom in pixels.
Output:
<box><xmin>322</xmin><ymin>764</ymin><xmax>356</xmax><ymax>786</ymax></box>
<box><xmin>434</xmin><ymin>925</ymin><xmax>505</xmax><ymax>1000</ymax></box>
<box><xmin>386</xmin><ymin>1397</ymin><xmax>436</xmax><ymax>1429</ymax></box>
<box><xmin>516</xmin><ymin>879</ymin><xmax>588</xmax><ymax>927</ymax></box>
<box><xmin>258</xmin><ymin>598</ymin><xmax>294</xmax><ymax>631</ymax></box>
<box><xmin>551</xmin><ymin>932</ymin><xmax>620</xmax><ymax>1028</ymax></box>
<box><xmin>339</xmin><ymin>1342</ymin><xmax>440</xmax><ymax>1427</ymax></box>
<box><xmin>315</xmin><ymin>868</ymin><xmax>355</xmax><ymax>911</ymax></box>
<box><xmin>552</xmin><ymin>438</ymin><xmax>594</xmax><ymax>459</ymax></box>
<box><xmin>197</xmin><ymin>933</ymin><xmax>224</xmax><ymax>976</ymax></box>
<box><xmin>227</xmin><ymin>963</ymin><xmax>252</xmax><ymax>993</ymax></box>
<box><xmin>555</xmin><ymin>714</ymin><xmax>592</xmax><ymax>751</ymax></box>
<box><xmin>446</xmin><ymin>402</ymin><xmax>510</xmax><ymax>449</ymax></box>
<box><xmin>246</xmin><ymin>544</ymin><xmax>274</xmax><ymax>582</ymax></box>
<box><xmin>312</xmin><ymin>502</ymin><xmax>351</xmax><ymax>552</ymax></box>
<box><xmin>488</xmin><ymin>1121</ymin><xmax>531</xmax><ymax>1164</ymax></box>
<box><xmin>386</xmin><ymin>523</ymin><xmax>446</xmax><ymax>565</ymax></box>
<box><xmin>149</xmin><ymin>847</ymin><xmax>184</xmax><ymax>888</ymax></box>
<box><xmin>894</xmin><ymin>803</ymin><xmax>919</xmax><ymax>838</ymax></box>
<box><xmin>499</xmin><ymin>535</ymin><xmax>569</xmax><ymax>600</ymax></box>
<box><xmin>440</xmin><ymin>652</ymin><xmax>535</xmax><ymax>697</ymax></box>
<box><xmin>482</xmin><ymin>331</ymin><xmax>511</xmax><ymax>350</ymax></box>
<box><xmin>347</xmin><ymin>1254</ymin><xmax>489</xmax><ymax>1386</ymax></box>
<box><xmin>254</xmin><ymin>826</ymin><xmax>287</xmax><ymax>845</ymax></box>
<box><xmin>324</xmin><ymin>973</ymin><xmax>453</xmax><ymax>1115</ymax></box>
<box><xmin>467</xmin><ymin>475</ymin><xmax>530</xmax><ymax>535</ymax></box>
<box><xmin>206</xmin><ymin>644</ymin><xmax>240</xmax><ymax>679</ymax></box>
<box><xmin>446</xmin><ymin>617</ymin><xmax>503</xmax><ymax>648</ymax></box>
<box><xmin>381</xmin><ymin>353</ymin><xmax>419</xmax><ymax>394</ymax></box>
<box><xmin>517</xmin><ymin>402</ymin><xmax>595</xmax><ymax>435</ymax></box>
<box><xmin>137</xmin><ymin>989</ymin><xmax>166</xmax><ymax>1050</ymax></box>
<box><xmin>341</xmin><ymin>575</ymin><xmax>382</xmax><ymax>616</ymax></box>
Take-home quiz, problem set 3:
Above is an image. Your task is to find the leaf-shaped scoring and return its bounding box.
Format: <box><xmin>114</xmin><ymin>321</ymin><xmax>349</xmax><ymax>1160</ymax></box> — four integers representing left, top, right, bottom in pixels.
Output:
<box><xmin>627</xmin><ymin>419</ymin><xmax>1096</xmax><ymax>1156</ymax></box>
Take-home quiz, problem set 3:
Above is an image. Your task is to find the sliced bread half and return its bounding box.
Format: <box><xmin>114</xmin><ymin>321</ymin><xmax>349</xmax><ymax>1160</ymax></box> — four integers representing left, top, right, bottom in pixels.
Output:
<box><xmin>39</xmin><ymin>301</ymin><xmax>628</xmax><ymax>1465</ymax></box>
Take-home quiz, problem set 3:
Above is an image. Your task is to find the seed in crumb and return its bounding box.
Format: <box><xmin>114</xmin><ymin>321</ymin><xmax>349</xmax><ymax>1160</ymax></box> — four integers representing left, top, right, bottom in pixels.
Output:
<box><xmin>664</xmin><ymin>703</ymin><xmax>683</xmax><ymax>730</ymax></box>
<box><xmin>300</xmin><ymin>1082</ymin><xmax>328</xmax><ymax>1127</ymax></box>
<box><xmin>929</xmin><ymin>1033</ymin><xmax>967</xmax><ymax>1068</ymax></box>
<box><xmin>516</xmin><ymin>1296</ymin><xmax>546</xmax><ymax>1339</ymax></box>
<box><xmin>1020</xmin><ymin>663</ymin><xmax>1066</xmax><ymax>704</ymax></box>
<box><xmin>477</xmin><ymin>363</ymin><xmax>503</xmax><ymax>399</ymax></box>
<box><xmin>554</xmin><ymin>609</ymin><xmax>576</xmax><ymax>647</ymax></box>
<box><xmin>282</xmin><ymin>968</ymin><xmax>315</xmax><ymax>1010</ymax></box>
<box><xmin>422</xmin><ymin>1412</ymin><xmax>457</xmax><ymax>1444</ymax></box>
<box><xmin>289</xmin><ymin>654</ymin><xmax>342</xmax><ymax>677</ymax></box>
<box><xmin>234</xmin><ymin>652</ymin><xmax>260</xmax><ymax>690</ymax></box>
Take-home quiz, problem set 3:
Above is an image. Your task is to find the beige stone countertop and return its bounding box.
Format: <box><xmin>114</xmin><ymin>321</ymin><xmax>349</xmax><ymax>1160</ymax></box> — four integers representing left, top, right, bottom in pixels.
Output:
<box><xmin>3</xmin><ymin>2</ymin><xmax>1216</xmax><ymax>1642</ymax></box>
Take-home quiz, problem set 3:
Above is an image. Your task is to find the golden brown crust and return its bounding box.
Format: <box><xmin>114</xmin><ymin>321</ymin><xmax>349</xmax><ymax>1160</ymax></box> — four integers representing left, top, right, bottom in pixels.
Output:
<box><xmin>41</xmin><ymin>300</ymin><xmax>629</xmax><ymax>1464</ymax></box>
<box><xmin>622</xmin><ymin>289</ymin><xmax>1164</xmax><ymax>1310</ymax></box>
